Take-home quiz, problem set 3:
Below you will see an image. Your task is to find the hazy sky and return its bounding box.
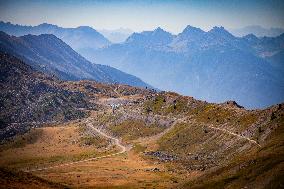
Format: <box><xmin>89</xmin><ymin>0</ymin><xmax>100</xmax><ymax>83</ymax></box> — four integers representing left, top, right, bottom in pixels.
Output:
<box><xmin>0</xmin><ymin>0</ymin><xmax>284</xmax><ymax>34</ymax></box>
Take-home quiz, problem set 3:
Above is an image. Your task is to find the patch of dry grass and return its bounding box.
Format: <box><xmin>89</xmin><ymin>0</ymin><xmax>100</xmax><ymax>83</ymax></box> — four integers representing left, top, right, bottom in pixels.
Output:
<box><xmin>0</xmin><ymin>122</ymin><xmax>116</xmax><ymax>170</ymax></box>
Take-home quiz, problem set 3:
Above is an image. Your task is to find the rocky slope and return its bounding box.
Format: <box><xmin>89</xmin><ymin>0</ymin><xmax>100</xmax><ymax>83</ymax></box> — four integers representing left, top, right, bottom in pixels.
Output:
<box><xmin>0</xmin><ymin>52</ymin><xmax>92</xmax><ymax>140</ymax></box>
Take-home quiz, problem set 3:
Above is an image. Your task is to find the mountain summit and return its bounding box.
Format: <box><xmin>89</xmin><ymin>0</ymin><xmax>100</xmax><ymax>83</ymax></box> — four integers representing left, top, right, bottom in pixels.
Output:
<box><xmin>126</xmin><ymin>27</ymin><xmax>174</xmax><ymax>48</ymax></box>
<box><xmin>208</xmin><ymin>26</ymin><xmax>235</xmax><ymax>40</ymax></box>
<box><xmin>181</xmin><ymin>25</ymin><xmax>205</xmax><ymax>37</ymax></box>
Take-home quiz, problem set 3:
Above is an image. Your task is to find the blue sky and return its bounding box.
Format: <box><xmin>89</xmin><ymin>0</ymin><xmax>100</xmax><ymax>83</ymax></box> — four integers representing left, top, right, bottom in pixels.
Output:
<box><xmin>0</xmin><ymin>0</ymin><xmax>284</xmax><ymax>33</ymax></box>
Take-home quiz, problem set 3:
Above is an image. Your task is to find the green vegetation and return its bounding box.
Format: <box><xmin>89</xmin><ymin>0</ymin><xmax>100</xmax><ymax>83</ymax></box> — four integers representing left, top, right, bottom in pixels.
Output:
<box><xmin>165</xmin><ymin>97</ymin><xmax>189</xmax><ymax>114</ymax></box>
<box><xmin>144</xmin><ymin>94</ymin><xmax>192</xmax><ymax>116</ymax></box>
<box><xmin>144</xmin><ymin>95</ymin><xmax>165</xmax><ymax>114</ymax></box>
<box><xmin>132</xmin><ymin>143</ymin><xmax>147</xmax><ymax>153</ymax></box>
<box><xmin>78</xmin><ymin>123</ymin><xmax>110</xmax><ymax>148</ymax></box>
<box><xmin>96</xmin><ymin>112</ymin><xmax>123</xmax><ymax>125</ymax></box>
<box><xmin>187</xmin><ymin>104</ymin><xmax>260</xmax><ymax>133</ymax></box>
<box><xmin>192</xmin><ymin>104</ymin><xmax>234</xmax><ymax>124</ymax></box>
<box><xmin>158</xmin><ymin>123</ymin><xmax>208</xmax><ymax>157</ymax></box>
<box><xmin>109</xmin><ymin>119</ymin><xmax>164</xmax><ymax>141</ymax></box>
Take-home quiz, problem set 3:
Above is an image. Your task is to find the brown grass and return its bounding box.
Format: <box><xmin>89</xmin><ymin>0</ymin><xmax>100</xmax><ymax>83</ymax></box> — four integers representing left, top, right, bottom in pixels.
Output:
<box><xmin>0</xmin><ymin>123</ymin><xmax>115</xmax><ymax>169</ymax></box>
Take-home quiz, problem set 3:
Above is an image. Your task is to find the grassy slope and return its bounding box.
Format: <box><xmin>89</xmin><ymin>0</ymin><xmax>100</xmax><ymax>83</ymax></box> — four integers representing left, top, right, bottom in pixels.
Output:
<box><xmin>181</xmin><ymin>113</ymin><xmax>284</xmax><ymax>189</ymax></box>
<box><xmin>0</xmin><ymin>122</ymin><xmax>115</xmax><ymax>170</ymax></box>
<box><xmin>109</xmin><ymin>119</ymin><xmax>164</xmax><ymax>141</ymax></box>
<box><xmin>93</xmin><ymin>108</ymin><xmax>167</xmax><ymax>142</ymax></box>
<box><xmin>141</xmin><ymin>92</ymin><xmax>284</xmax><ymax>188</ymax></box>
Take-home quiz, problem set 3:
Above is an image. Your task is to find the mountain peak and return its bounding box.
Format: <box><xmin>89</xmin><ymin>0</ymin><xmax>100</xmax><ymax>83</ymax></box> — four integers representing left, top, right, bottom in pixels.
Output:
<box><xmin>38</xmin><ymin>23</ymin><xmax>58</xmax><ymax>28</ymax></box>
<box><xmin>183</xmin><ymin>25</ymin><xmax>204</xmax><ymax>33</ymax></box>
<box><xmin>76</xmin><ymin>26</ymin><xmax>95</xmax><ymax>31</ymax></box>
<box><xmin>154</xmin><ymin>27</ymin><xmax>163</xmax><ymax>32</ymax></box>
<box><xmin>181</xmin><ymin>25</ymin><xmax>205</xmax><ymax>35</ymax></box>
<box><xmin>177</xmin><ymin>25</ymin><xmax>205</xmax><ymax>40</ymax></box>
<box><xmin>125</xmin><ymin>28</ymin><xmax>173</xmax><ymax>47</ymax></box>
<box><xmin>210</xmin><ymin>26</ymin><xmax>226</xmax><ymax>32</ymax></box>
<box><xmin>210</xmin><ymin>26</ymin><xmax>230</xmax><ymax>34</ymax></box>
<box><xmin>209</xmin><ymin>26</ymin><xmax>235</xmax><ymax>38</ymax></box>
<box><xmin>243</xmin><ymin>33</ymin><xmax>258</xmax><ymax>41</ymax></box>
<box><xmin>152</xmin><ymin>27</ymin><xmax>172</xmax><ymax>36</ymax></box>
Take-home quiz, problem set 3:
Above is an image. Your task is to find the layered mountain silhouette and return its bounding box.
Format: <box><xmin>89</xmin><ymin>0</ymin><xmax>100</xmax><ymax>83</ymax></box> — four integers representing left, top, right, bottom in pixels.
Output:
<box><xmin>1</xmin><ymin>22</ymin><xmax>283</xmax><ymax>108</ymax></box>
<box><xmin>126</xmin><ymin>27</ymin><xmax>174</xmax><ymax>48</ymax></box>
<box><xmin>0</xmin><ymin>21</ymin><xmax>110</xmax><ymax>53</ymax></box>
<box><xmin>0</xmin><ymin>31</ymin><xmax>151</xmax><ymax>88</ymax></box>
<box><xmin>230</xmin><ymin>25</ymin><xmax>284</xmax><ymax>37</ymax></box>
<box><xmin>0</xmin><ymin>21</ymin><xmax>283</xmax><ymax>189</ymax></box>
<box><xmin>98</xmin><ymin>28</ymin><xmax>133</xmax><ymax>43</ymax></box>
<box><xmin>92</xmin><ymin>26</ymin><xmax>284</xmax><ymax>109</ymax></box>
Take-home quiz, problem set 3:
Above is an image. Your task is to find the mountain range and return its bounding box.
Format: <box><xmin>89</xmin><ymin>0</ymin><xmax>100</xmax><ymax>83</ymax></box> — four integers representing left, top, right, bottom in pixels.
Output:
<box><xmin>91</xmin><ymin>26</ymin><xmax>284</xmax><ymax>109</ymax></box>
<box><xmin>1</xmin><ymin>21</ymin><xmax>283</xmax><ymax>109</ymax></box>
<box><xmin>0</xmin><ymin>31</ymin><xmax>151</xmax><ymax>88</ymax></box>
<box><xmin>230</xmin><ymin>25</ymin><xmax>284</xmax><ymax>37</ymax></box>
<box><xmin>98</xmin><ymin>28</ymin><xmax>133</xmax><ymax>43</ymax></box>
<box><xmin>0</xmin><ymin>22</ymin><xmax>283</xmax><ymax>189</ymax></box>
<box><xmin>0</xmin><ymin>21</ymin><xmax>111</xmax><ymax>55</ymax></box>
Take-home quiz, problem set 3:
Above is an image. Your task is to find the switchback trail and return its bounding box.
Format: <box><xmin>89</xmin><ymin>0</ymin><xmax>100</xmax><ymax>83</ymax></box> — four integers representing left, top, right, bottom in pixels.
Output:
<box><xmin>87</xmin><ymin>122</ymin><xmax>127</xmax><ymax>153</ymax></box>
<box><xmin>137</xmin><ymin>117</ymin><xmax>261</xmax><ymax>148</ymax></box>
<box><xmin>25</xmin><ymin>119</ymin><xmax>127</xmax><ymax>172</ymax></box>
<box><xmin>207</xmin><ymin>124</ymin><xmax>261</xmax><ymax>147</ymax></box>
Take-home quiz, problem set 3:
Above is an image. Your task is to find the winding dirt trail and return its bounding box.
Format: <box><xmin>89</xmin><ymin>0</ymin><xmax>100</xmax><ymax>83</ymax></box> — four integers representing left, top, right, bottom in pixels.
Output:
<box><xmin>25</xmin><ymin>119</ymin><xmax>127</xmax><ymax>172</ymax></box>
<box><xmin>207</xmin><ymin>124</ymin><xmax>261</xmax><ymax>147</ymax></box>
<box><xmin>87</xmin><ymin>122</ymin><xmax>127</xmax><ymax>153</ymax></box>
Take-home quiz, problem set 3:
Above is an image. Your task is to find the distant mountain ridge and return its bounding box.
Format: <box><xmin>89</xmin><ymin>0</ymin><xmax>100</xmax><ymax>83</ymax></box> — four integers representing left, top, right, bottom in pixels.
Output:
<box><xmin>230</xmin><ymin>25</ymin><xmax>284</xmax><ymax>37</ymax></box>
<box><xmin>126</xmin><ymin>27</ymin><xmax>174</xmax><ymax>49</ymax></box>
<box><xmin>0</xmin><ymin>21</ymin><xmax>111</xmax><ymax>54</ymax></box>
<box><xmin>1</xmin><ymin>21</ymin><xmax>283</xmax><ymax>108</ymax></box>
<box><xmin>92</xmin><ymin>25</ymin><xmax>284</xmax><ymax>109</ymax></box>
<box><xmin>98</xmin><ymin>28</ymin><xmax>133</xmax><ymax>43</ymax></box>
<box><xmin>0</xmin><ymin>31</ymin><xmax>151</xmax><ymax>88</ymax></box>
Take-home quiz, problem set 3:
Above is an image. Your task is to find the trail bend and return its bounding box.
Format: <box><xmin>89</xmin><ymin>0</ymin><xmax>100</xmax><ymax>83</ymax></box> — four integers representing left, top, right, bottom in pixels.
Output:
<box><xmin>25</xmin><ymin>119</ymin><xmax>127</xmax><ymax>172</ymax></box>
